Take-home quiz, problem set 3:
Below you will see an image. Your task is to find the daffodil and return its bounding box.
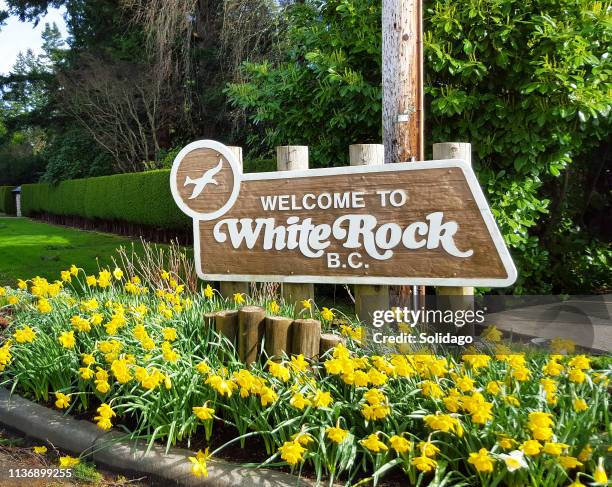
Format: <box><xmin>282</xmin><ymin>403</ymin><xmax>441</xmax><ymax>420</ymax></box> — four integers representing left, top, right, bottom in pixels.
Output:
<box><xmin>54</xmin><ymin>392</ymin><xmax>71</xmax><ymax>409</ymax></box>
<box><xmin>311</xmin><ymin>389</ymin><xmax>332</xmax><ymax>408</ymax></box>
<box><xmin>497</xmin><ymin>435</ymin><xmax>517</xmax><ymax>450</ymax></box>
<box><xmin>568</xmin><ymin>368</ymin><xmax>586</xmax><ymax>384</ymax></box>
<box><xmin>290</xmin><ymin>354</ymin><xmax>308</xmax><ymax>372</ymax></box>
<box><xmin>424</xmin><ymin>413</ymin><xmax>463</xmax><ymax>436</ymax></box>
<box><xmin>326</xmin><ymin>426</ymin><xmax>348</xmax><ymax>444</ymax></box>
<box><xmin>321</xmin><ymin>307</ymin><xmax>335</xmax><ymax>321</ymax></box>
<box><xmin>193</xmin><ymin>404</ymin><xmax>215</xmax><ymax>420</ymax></box>
<box><xmin>33</xmin><ymin>446</ymin><xmax>47</xmax><ymax>454</ymax></box>
<box><xmin>37</xmin><ymin>298</ymin><xmax>52</xmax><ymax>313</ymax></box>
<box><xmin>468</xmin><ymin>448</ymin><xmax>495</xmax><ymax>473</ymax></box>
<box><xmin>59</xmin><ymin>456</ymin><xmax>80</xmax><ymax>468</ymax></box>
<box><xmin>206</xmin><ymin>374</ymin><xmax>237</xmax><ymax>397</ymax></box>
<box><xmin>267</xmin><ymin>361</ymin><xmax>291</xmax><ymax>382</ymax></box>
<box><xmin>203</xmin><ymin>284</ymin><xmax>214</xmax><ymax>299</ymax></box>
<box><xmin>573</xmin><ymin>398</ymin><xmax>588</xmax><ymax>412</ymax></box>
<box><xmin>593</xmin><ymin>458</ymin><xmax>608</xmax><ymax>484</ymax></box>
<box><xmin>189</xmin><ymin>449</ymin><xmax>209</xmax><ymax>477</ymax></box>
<box><xmin>389</xmin><ymin>435</ymin><xmax>411</xmax><ymax>454</ymax></box>
<box><xmin>500</xmin><ymin>450</ymin><xmax>527</xmax><ymax>472</ymax></box>
<box><xmin>418</xmin><ymin>441</ymin><xmax>440</xmax><ymax>458</ymax></box>
<box><xmin>543</xmin><ymin>442</ymin><xmax>569</xmax><ymax>456</ymax></box>
<box><xmin>268</xmin><ymin>300</ymin><xmax>281</xmax><ymax>314</ymax></box>
<box><xmin>14</xmin><ymin>326</ymin><xmax>36</xmax><ymax>343</ymax></box>
<box><xmin>481</xmin><ymin>325</ymin><xmax>502</xmax><ymax>342</ymax></box>
<box><xmin>195</xmin><ymin>361</ymin><xmax>210</xmax><ymax>374</ymax></box>
<box><xmin>290</xmin><ymin>393</ymin><xmax>311</xmax><ymax>410</ymax></box>
<box><xmin>279</xmin><ymin>440</ymin><xmax>306</xmax><ymax>465</ymax></box>
<box><xmin>578</xmin><ymin>444</ymin><xmax>593</xmax><ymax>462</ymax></box>
<box><xmin>520</xmin><ymin>439</ymin><xmax>542</xmax><ymax>456</ymax></box>
<box><xmin>559</xmin><ymin>456</ymin><xmax>583</xmax><ymax>469</ymax></box>
<box><xmin>412</xmin><ymin>455</ymin><xmax>437</xmax><ymax>472</ymax></box>
<box><xmin>360</xmin><ymin>433</ymin><xmax>388</xmax><ymax>453</ymax></box>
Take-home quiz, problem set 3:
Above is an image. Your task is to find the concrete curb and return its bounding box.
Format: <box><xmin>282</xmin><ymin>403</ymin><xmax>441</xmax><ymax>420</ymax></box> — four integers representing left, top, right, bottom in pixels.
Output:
<box><xmin>0</xmin><ymin>388</ymin><xmax>312</xmax><ymax>487</ymax></box>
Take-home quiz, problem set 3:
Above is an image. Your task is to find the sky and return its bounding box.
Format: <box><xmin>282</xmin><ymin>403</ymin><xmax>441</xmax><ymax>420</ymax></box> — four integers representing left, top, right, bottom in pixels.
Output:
<box><xmin>0</xmin><ymin>0</ymin><xmax>68</xmax><ymax>75</ymax></box>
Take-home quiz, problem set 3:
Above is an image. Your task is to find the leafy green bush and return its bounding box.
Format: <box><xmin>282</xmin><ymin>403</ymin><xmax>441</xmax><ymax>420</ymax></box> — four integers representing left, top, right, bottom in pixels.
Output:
<box><xmin>243</xmin><ymin>157</ymin><xmax>276</xmax><ymax>173</ymax></box>
<box><xmin>21</xmin><ymin>171</ymin><xmax>190</xmax><ymax>230</ymax></box>
<box><xmin>0</xmin><ymin>186</ymin><xmax>16</xmax><ymax>215</ymax></box>
<box><xmin>40</xmin><ymin>126</ymin><xmax>114</xmax><ymax>184</ymax></box>
<box><xmin>226</xmin><ymin>0</ymin><xmax>612</xmax><ymax>293</ymax></box>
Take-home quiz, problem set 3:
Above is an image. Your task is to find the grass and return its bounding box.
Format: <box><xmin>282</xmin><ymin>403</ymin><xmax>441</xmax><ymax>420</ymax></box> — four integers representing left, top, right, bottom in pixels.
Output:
<box><xmin>0</xmin><ymin>217</ymin><xmax>145</xmax><ymax>286</ymax></box>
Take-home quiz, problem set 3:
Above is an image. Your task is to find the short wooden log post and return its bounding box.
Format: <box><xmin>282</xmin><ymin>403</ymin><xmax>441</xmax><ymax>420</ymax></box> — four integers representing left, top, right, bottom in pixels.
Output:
<box><xmin>319</xmin><ymin>333</ymin><xmax>344</xmax><ymax>356</ymax></box>
<box><xmin>433</xmin><ymin>142</ymin><xmax>475</xmax><ymax>336</ymax></box>
<box><xmin>349</xmin><ymin>144</ymin><xmax>390</xmax><ymax>325</ymax></box>
<box><xmin>264</xmin><ymin>316</ymin><xmax>294</xmax><ymax>359</ymax></box>
<box><xmin>220</xmin><ymin>146</ymin><xmax>250</xmax><ymax>300</ymax></box>
<box><xmin>215</xmin><ymin>310</ymin><xmax>239</xmax><ymax>344</ymax></box>
<box><xmin>276</xmin><ymin>146</ymin><xmax>315</xmax><ymax>310</ymax></box>
<box><xmin>291</xmin><ymin>318</ymin><xmax>321</xmax><ymax>359</ymax></box>
<box><xmin>238</xmin><ymin>306</ymin><xmax>266</xmax><ymax>365</ymax></box>
<box><xmin>203</xmin><ymin>311</ymin><xmax>217</xmax><ymax>329</ymax></box>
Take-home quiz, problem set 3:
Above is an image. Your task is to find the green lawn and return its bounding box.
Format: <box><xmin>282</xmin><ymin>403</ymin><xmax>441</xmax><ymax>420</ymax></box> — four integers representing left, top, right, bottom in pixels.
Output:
<box><xmin>0</xmin><ymin>217</ymin><xmax>145</xmax><ymax>286</ymax></box>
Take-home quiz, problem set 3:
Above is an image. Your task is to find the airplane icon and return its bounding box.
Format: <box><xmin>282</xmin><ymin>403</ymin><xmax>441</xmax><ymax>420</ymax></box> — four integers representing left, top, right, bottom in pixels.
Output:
<box><xmin>184</xmin><ymin>158</ymin><xmax>224</xmax><ymax>199</ymax></box>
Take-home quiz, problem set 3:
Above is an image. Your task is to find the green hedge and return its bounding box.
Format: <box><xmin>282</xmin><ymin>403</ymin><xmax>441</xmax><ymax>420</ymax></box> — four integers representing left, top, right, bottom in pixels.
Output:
<box><xmin>0</xmin><ymin>186</ymin><xmax>16</xmax><ymax>215</ymax></box>
<box><xmin>21</xmin><ymin>170</ymin><xmax>190</xmax><ymax>230</ymax></box>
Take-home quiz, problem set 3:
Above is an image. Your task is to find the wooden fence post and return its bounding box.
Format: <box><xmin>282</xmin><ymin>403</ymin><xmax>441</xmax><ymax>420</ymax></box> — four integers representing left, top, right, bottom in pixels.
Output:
<box><xmin>220</xmin><ymin>146</ymin><xmax>250</xmax><ymax>300</ymax></box>
<box><xmin>349</xmin><ymin>144</ymin><xmax>390</xmax><ymax>324</ymax></box>
<box><xmin>433</xmin><ymin>143</ymin><xmax>475</xmax><ymax>335</ymax></box>
<box><xmin>276</xmin><ymin>146</ymin><xmax>315</xmax><ymax>311</ymax></box>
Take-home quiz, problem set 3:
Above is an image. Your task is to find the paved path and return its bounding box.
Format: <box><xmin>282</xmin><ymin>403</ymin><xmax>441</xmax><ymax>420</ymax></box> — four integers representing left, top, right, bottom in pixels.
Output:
<box><xmin>484</xmin><ymin>295</ymin><xmax>612</xmax><ymax>353</ymax></box>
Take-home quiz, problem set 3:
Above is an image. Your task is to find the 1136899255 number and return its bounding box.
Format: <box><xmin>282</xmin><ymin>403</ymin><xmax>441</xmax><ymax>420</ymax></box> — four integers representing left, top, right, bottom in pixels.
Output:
<box><xmin>8</xmin><ymin>468</ymin><xmax>73</xmax><ymax>478</ymax></box>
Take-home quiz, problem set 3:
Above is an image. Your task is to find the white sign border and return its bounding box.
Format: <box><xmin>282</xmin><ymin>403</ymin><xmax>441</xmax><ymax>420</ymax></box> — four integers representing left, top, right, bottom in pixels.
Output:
<box><xmin>169</xmin><ymin>140</ymin><xmax>242</xmax><ymax>221</ymax></box>
<box><xmin>189</xmin><ymin>158</ymin><xmax>517</xmax><ymax>287</ymax></box>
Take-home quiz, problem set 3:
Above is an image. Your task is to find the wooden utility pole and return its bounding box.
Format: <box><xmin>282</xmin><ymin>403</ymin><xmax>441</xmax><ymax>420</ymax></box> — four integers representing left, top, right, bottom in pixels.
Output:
<box><xmin>382</xmin><ymin>0</ymin><xmax>424</xmax><ymax>164</ymax></box>
<box><xmin>382</xmin><ymin>0</ymin><xmax>425</xmax><ymax>307</ymax></box>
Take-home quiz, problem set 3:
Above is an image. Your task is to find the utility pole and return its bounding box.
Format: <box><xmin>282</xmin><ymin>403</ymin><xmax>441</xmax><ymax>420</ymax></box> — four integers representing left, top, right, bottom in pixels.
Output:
<box><xmin>382</xmin><ymin>0</ymin><xmax>425</xmax><ymax>308</ymax></box>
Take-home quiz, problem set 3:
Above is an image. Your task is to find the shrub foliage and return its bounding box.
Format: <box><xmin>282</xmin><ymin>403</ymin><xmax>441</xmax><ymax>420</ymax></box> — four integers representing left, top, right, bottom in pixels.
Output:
<box><xmin>0</xmin><ymin>186</ymin><xmax>16</xmax><ymax>215</ymax></box>
<box><xmin>226</xmin><ymin>0</ymin><xmax>612</xmax><ymax>293</ymax></box>
<box><xmin>21</xmin><ymin>171</ymin><xmax>189</xmax><ymax>230</ymax></box>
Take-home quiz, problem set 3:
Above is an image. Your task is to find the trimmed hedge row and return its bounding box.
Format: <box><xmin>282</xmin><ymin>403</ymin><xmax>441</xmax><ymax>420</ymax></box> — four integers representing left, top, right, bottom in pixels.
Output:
<box><xmin>21</xmin><ymin>170</ymin><xmax>190</xmax><ymax>230</ymax></box>
<box><xmin>0</xmin><ymin>186</ymin><xmax>16</xmax><ymax>215</ymax></box>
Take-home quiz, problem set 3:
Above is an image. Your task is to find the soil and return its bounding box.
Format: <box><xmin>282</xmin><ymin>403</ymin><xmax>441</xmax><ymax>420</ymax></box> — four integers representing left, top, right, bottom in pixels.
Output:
<box><xmin>0</xmin><ymin>427</ymin><xmax>149</xmax><ymax>487</ymax></box>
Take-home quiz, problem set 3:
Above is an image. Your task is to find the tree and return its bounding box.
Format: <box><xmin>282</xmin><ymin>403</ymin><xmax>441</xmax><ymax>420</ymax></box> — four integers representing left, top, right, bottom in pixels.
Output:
<box><xmin>226</xmin><ymin>0</ymin><xmax>612</xmax><ymax>293</ymax></box>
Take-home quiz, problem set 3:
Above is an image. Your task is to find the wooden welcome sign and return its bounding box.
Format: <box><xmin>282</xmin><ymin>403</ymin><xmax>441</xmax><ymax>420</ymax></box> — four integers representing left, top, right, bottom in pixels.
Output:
<box><xmin>170</xmin><ymin>140</ymin><xmax>516</xmax><ymax>287</ymax></box>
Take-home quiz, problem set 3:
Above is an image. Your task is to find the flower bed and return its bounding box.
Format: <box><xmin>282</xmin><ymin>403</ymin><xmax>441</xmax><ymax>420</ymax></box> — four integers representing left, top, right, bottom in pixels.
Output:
<box><xmin>0</xmin><ymin>268</ymin><xmax>610</xmax><ymax>486</ymax></box>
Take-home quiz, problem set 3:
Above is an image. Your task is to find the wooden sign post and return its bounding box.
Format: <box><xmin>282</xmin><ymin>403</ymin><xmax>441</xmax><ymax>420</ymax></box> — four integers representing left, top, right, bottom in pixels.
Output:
<box><xmin>170</xmin><ymin>140</ymin><xmax>516</xmax><ymax>288</ymax></box>
<box><xmin>349</xmin><ymin>144</ymin><xmax>389</xmax><ymax>324</ymax></box>
<box><xmin>276</xmin><ymin>146</ymin><xmax>315</xmax><ymax>310</ymax></box>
